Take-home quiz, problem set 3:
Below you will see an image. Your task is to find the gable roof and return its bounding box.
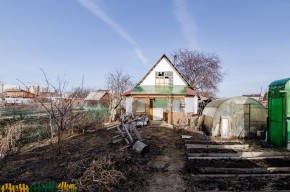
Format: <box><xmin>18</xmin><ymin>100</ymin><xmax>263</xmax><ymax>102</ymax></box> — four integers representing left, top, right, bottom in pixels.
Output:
<box><xmin>137</xmin><ymin>54</ymin><xmax>191</xmax><ymax>86</ymax></box>
<box><xmin>84</xmin><ymin>90</ymin><xmax>110</xmax><ymax>101</ymax></box>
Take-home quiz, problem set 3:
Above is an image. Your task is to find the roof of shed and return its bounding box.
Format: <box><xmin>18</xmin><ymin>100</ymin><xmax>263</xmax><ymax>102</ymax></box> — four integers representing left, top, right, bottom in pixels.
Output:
<box><xmin>84</xmin><ymin>90</ymin><xmax>109</xmax><ymax>101</ymax></box>
<box><xmin>269</xmin><ymin>77</ymin><xmax>290</xmax><ymax>87</ymax></box>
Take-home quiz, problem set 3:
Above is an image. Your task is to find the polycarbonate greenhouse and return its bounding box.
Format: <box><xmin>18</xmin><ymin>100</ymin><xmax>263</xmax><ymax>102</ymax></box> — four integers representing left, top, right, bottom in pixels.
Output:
<box><xmin>202</xmin><ymin>96</ymin><xmax>267</xmax><ymax>138</ymax></box>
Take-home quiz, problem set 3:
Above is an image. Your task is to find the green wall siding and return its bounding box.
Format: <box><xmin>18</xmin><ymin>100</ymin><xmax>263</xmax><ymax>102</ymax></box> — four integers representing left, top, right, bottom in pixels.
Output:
<box><xmin>268</xmin><ymin>78</ymin><xmax>290</xmax><ymax>147</ymax></box>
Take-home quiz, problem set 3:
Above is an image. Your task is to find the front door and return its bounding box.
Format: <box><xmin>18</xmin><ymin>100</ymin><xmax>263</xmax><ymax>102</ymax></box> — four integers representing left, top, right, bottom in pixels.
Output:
<box><xmin>149</xmin><ymin>98</ymin><xmax>168</xmax><ymax>121</ymax></box>
<box><xmin>153</xmin><ymin>108</ymin><xmax>163</xmax><ymax>120</ymax></box>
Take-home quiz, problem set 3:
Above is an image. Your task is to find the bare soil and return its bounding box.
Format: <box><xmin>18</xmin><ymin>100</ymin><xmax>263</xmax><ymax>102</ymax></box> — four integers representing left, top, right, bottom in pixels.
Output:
<box><xmin>1</xmin><ymin>126</ymin><xmax>290</xmax><ymax>191</ymax></box>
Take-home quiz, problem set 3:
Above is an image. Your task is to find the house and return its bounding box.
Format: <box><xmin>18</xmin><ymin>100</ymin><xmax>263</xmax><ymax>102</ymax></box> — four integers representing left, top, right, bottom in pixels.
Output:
<box><xmin>124</xmin><ymin>54</ymin><xmax>198</xmax><ymax>125</ymax></box>
<box><xmin>84</xmin><ymin>90</ymin><xmax>111</xmax><ymax>108</ymax></box>
<box><xmin>37</xmin><ymin>91</ymin><xmax>63</xmax><ymax>103</ymax></box>
<box><xmin>4</xmin><ymin>89</ymin><xmax>35</xmax><ymax>98</ymax></box>
<box><xmin>4</xmin><ymin>89</ymin><xmax>36</xmax><ymax>105</ymax></box>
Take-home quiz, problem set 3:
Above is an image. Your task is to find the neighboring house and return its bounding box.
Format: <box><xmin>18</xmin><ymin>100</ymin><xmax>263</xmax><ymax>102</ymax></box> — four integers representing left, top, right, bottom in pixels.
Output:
<box><xmin>124</xmin><ymin>54</ymin><xmax>198</xmax><ymax>125</ymax></box>
<box><xmin>4</xmin><ymin>89</ymin><xmax>35</xmax><ymax>98</ymax></box>
<box><xmin>84</xmin><ymin>90</ymin><xmax>110</xmax><ymax>108</ymax></box>
<box><xmin>4</xmin><ymin>89</ymin><xmax>35</xmax><ymax>105</ymax></box>
<box><xmin>38</xmin><ymin>92</ymin><xmax>63</xmax><ymax>102</ymax></box>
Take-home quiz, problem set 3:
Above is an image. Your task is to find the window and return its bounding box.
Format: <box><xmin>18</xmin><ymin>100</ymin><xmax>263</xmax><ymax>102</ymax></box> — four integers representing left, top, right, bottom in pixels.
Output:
<box><xmin>172</xmin><ymin>99</ymin><xmax>181</xmax><ymax>112</ymax></box>
<box><xmin>136</xmin><ymin>99</ymin><xmax>145</xmax><ymax>112</ymax></box>
<box><xmin>155</xmin><ymin>71</ymin><xmax>173</xmax><ymax>85</ymax></box>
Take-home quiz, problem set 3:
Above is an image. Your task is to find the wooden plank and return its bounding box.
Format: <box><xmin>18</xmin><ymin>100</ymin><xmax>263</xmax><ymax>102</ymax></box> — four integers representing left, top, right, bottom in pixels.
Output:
<box><xmin>188</xmin><ymin>151</ymin><xmax>290</xmax><ymax>158</ymax></box>
<box><xmin>185</xmin><ymin>140</ymin><xmax>242</xmax><ymax>144</ymax></box>
<box><xmin>182</xmin><ymin>135</ymin><xmax>193</xmax><ymax>139</ymax></box>
<box><xmin>186</xmin><ymin>144</ymin><xmax>249</xmax><ymax>149</ymax></box>
<box><xmin>267</xmin><ymin>167</ymin><xmax>290</xmax><ymax>173</ymax></box>
<box><xmin>192</xmin><ymin>173</ymin><xmax>290</xmax><ymax>177</ymax></box>
<box><xmin>112</xmin><ymin>138</ymin><xmax>123</xmax><ymax>144</ymax></box>
<box><xmin>197</xmin><ymin>167</ymin><xmax>290</xmax><ymax>174</ymax></box>
<box><xmin>130</xmin><ymin>122</ymin><xmax>142</xmax><ymax>140</ymax></box>
<box><xmin>122</xmin><ymin>123</ymin><xmax>133</xmax><ymax>143</ymax></box>
<box><xmin>188</xmin><ymin>156</ymin><xmax>287</xmax><ymax>160</ymax></box>
<box><xmin>198</xmin><ymin>167</ymin><xmax>267</xmax><ymax>174</ymax></box>
<box><xmin>106</xmin><ymin>122</ymin><xmax>121</xmax><ymax>130</ymax></box>
<box><xmin>116</xmin><ymin>126</ymin><xmax>129</xmax><ymax>144</ymax></box>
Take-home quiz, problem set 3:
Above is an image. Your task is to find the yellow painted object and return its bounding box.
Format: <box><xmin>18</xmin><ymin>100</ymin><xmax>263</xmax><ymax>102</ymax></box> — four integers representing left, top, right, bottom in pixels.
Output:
<box><xmin>1</xmin><ymin>183</ymin><xmax>15</xmax><ymax>192</ymax></box>
<box><xmin>58</xmin><ymin>182</ymin><xmax>77</xmax><ymax>192</ymax></box>
<box><xmin>58</xmin><ymin>182</ymin><xmax>68</xmax><ymax>190</ymax></box>
<box><xmin>68</xmin><ymin>184</ymin><xmax>77</xmax><ymax>191</ymax></box>
<box><xmin>15</xmin><ymin>184</ymin><xmax>29</xmax><ymax>192</ymax></box>
<box><xmin>1</xmin><ymin>182</ymin><xmax>76</xmax><ymax>192</ymax></box>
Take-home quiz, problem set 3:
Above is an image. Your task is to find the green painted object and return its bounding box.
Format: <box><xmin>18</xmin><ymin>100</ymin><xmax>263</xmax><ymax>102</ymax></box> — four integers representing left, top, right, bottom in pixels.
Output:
<box><xmin>30</xmin><ymin>182</ymin><xmax>57</xmax><ymax>192</ymax></box>
<box><xmin>268</xmin><ymin>77</ymin><xmax>290</xmax><ymax>147</ymax></box>
<box><xmin>132</xmin><ymin>85</ymin><xmax>188</xmax><ymax>95</ymax></box>
<box><xmin>43</xmin><ymin>181</ymin><xmax>57</xmax><ymax>192</ymax></box>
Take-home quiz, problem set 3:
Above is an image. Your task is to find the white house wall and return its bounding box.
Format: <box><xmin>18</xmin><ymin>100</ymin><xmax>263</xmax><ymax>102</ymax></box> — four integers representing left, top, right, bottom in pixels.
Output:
<box><xmin>125</xmin><ymin>96</ymin><xmax>132</xmax><ymax>114</ymax></box>
<box><xmin>140</xmin><ymin>57</ymin><xmax>187</xmax><ymax>86</ymax></box>
<box><xmin>185</xmin><ymin>96</ymin><xmax>198</xmax><ymax>113</ymax></box>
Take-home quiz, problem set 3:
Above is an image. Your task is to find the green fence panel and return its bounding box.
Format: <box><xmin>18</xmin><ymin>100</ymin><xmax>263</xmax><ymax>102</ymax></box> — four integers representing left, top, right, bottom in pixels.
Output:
<box><xmin>42</xmin><ymin>181</ymin><xmax>57</xmax><ymax>192</ymax></box>
<box><xmin>29</xmin><ymin>183</ymin><xmax>42</xmax><ymax>192</ymax></box>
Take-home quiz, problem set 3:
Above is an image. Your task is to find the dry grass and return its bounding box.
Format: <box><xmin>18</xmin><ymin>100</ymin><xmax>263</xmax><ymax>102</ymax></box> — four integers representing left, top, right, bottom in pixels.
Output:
<box><xmin>72</xmin><ymin>112</ymin><xmax>98</xmax><ymax>132</ymax></box>
<box><xmin>78</xmin><ymin>155</ymin><xmax>126</xmax><ymax>191</ymax></box>
<box><xmin>0</xmin><ymin>121</ymin><xmax>24</xmax><ymax>156</ymax></box>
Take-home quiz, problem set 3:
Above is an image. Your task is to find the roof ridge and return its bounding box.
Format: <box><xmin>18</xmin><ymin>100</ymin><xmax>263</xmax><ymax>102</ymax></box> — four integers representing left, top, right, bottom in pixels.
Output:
<box><xmin>135</xmin><ymin>54</ymin><xmax>193</xmax><ymax>88</ymax></box>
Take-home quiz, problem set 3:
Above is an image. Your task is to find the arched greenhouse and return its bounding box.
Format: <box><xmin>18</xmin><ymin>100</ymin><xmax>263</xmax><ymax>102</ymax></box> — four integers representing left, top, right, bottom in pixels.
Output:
<box><xmin>202</xmin><ymin>96</ymin><xmax>267</xmax><ymax>138</ymax></box>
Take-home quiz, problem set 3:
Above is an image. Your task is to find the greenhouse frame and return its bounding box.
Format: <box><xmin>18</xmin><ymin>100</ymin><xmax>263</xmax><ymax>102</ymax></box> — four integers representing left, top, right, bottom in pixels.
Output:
<box><xmin>202</xmin><ymin>96</ymin><xmax>267</xmax><ymax>139</ymax></box>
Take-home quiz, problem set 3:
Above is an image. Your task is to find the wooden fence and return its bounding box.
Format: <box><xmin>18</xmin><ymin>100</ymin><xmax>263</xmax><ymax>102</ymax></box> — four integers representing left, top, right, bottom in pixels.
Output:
<box><xmin>0</xmin><ymin>181</ymin><xmax>77</xmax><ymax>192</ymax></box>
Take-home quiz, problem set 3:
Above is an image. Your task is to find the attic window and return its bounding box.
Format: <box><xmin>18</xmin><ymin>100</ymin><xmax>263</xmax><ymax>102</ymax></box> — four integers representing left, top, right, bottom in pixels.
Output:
<box><xmin>155</xmin><ymin>71</ymin><xmax>173</xmax><ymax>85</ymax></box>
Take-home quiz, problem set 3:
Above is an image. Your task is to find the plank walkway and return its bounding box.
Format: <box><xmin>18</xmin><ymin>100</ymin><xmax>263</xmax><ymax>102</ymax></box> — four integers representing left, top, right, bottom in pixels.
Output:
<box><xmin>185</xmin><ymin>139</ymin><xmax>290</xmax><ymax>176</ymax></box>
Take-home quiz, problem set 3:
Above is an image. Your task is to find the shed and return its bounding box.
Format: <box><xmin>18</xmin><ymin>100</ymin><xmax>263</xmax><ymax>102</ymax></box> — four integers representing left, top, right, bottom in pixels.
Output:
<box><xmin>268</xmin><ymin>77</ymin><xmax>290</xmax><ymax>147</ymax></box>
<box><xmin>84</xmin><ymin>90</ymin><xmax>110</xmax><ymax>107</ymax></box>
<box><xmin>202</xmin><ymin>96</ymin><xmax>267</xmax><ymax>138</ymax></box>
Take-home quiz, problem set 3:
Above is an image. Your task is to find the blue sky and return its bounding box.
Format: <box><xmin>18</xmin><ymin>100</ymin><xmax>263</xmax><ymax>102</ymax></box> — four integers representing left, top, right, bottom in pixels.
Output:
<box><xmin>0</xmin><ymin>0</ymin><xmax>290</xmax><ymax>97</ymax></box>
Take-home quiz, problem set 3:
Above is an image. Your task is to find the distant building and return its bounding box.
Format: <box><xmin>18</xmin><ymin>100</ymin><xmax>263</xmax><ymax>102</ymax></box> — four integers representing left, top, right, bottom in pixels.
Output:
<box><xmin>0</xmin><ymin>82</ymin><xmax>4</xmax><ymax>93</ymax></box>
<box><xmin>242</xmin><ymin>94</ymin><xmax>262</xmax><ymax>101</ymax></box>
<box><xmin>84</xmin><ymin>90</ymin><xmax>110</xmax><ymax>108</ymax></box>
<box><xmin>4</xmin><ymin>89</ymin><xmax>36</xmax><ymax>98</ymax></box>
<box><xmin>3</xmin><ymin>84</ymin><xmax>20</xmax><ymax>90</ymax></box>
<box><xmin>27</xmin><ymin>85</ymin><xmax>48</xmax><ymax>95</ymax></box>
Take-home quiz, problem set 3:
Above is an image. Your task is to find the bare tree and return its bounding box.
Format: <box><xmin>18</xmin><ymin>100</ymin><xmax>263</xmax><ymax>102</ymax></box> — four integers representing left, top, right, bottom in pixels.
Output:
<box><xmin>70</xmin><ymin>86</ymin><xmax>94</xmax><ymax>99</ymax></box>
<box><xmin>106</xmin><ymin>69</ymin><xmax>134</xmax><ymax>121</ymax></box>
<box><xmin>173</xmin><ymin>49</ymin><xmax>225</xmax><ymax>97</ymax></box>
<box><xmin>32</xmin><ymin>70</ymin><xmax>87</xmax><ymax>154</ymax></box>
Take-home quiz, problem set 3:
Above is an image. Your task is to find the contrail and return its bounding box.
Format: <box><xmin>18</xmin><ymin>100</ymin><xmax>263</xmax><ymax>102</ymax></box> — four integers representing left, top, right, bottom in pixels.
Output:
<box><xmin>78</xmin><ymin>0</ymin><xmax>148</xmax><ymax>64</ymax></box>
<box><xmin>172</xmin><ymin>0</ymin><xmax>198</xmax><ymax>49</ymax></box>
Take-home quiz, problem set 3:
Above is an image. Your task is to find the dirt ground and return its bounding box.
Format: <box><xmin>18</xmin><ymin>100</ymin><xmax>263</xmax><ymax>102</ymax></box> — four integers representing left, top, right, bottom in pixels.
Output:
<box><xmin>1</xmin><ymin>125</ymin><xmax>290</xmax><ymax>191</ymax></box>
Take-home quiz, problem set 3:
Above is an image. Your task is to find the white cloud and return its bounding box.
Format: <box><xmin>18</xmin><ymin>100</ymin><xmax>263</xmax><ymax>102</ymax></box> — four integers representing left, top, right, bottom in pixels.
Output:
<box><xmin>78</xmin><ymin>0</ymin><xmax>148</xmax><ymax>64</ymax></box>
<box><xmin>134</xmin><ymin>48</ymin><xmax>148</xmax><ymax>65</ymax></box>
<box><xmin>172</xmin><ymin>0</ymin><xmax>198</xmax><ymax>49</ymax></box>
